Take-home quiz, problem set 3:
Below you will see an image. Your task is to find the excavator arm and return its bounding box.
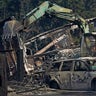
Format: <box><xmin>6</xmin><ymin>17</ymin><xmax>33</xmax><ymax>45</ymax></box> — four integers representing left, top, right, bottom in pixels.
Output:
<box><xmin>23</xmin><ymin>1</ymin><xmax>89</xmax><ymax>33</ymax></box>
<box><xmin>23</xmin><ymin>1</ymin><xmax>72</xmax><ymax>27</ymax></box>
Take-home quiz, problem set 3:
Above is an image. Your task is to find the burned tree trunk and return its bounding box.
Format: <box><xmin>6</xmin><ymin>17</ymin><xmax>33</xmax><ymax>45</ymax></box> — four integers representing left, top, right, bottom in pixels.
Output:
<box><xmin>0</xmin><ymin>52</ymin><xmax>7</xmax><ymax>96</ymax></box>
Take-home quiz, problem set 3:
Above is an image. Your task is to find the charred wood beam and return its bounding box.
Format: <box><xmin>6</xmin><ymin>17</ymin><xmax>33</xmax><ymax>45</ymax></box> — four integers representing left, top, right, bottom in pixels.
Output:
<box><xmin>34</xmin><ymin>34</ymin><xmax>66</xmax><ymax>55</ymax></box>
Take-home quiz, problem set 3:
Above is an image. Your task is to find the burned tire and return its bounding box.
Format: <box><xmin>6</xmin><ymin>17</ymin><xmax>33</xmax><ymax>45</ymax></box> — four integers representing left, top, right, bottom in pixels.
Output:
<box><xmin>49</xmin><ymin>81</ymin><xmax>59</xmax><ymax>89</ymax></box>
<box><xmin>91</xmin><ymin>80</ymin><xmax>96</xmax><ymax>91</ymax></box>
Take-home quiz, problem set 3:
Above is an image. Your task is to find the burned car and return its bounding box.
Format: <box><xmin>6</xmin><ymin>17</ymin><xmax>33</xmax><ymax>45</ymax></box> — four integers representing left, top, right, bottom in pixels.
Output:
<box><xmin>45</xmin><ymin>57</ymin><xmax>96</xmax><ymax>90</ymax></box>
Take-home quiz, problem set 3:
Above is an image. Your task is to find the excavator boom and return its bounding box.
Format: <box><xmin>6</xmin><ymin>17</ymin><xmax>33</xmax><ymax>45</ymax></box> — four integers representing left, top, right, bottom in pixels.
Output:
<box><xmin>23</xmin><ymin>1</ymin><xmax>72</xmax><ymax>26</ymax></box>
<box><xmin>23</xmin><ymin>1</ymin><xmax>89</xmax><ymax>33</ymax></box>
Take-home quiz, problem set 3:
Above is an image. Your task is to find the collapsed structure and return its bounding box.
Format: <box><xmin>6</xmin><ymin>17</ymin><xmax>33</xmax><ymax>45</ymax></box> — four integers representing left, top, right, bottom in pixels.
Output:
<box><xmin>0</xmin><ymin>2</ymin><xmax>96</xmax><ymax>92</ymax></box>
<box><xmin>1</xmin><ymin>1</ymin><xmax>88</xmax><ymax>74</ymax></box>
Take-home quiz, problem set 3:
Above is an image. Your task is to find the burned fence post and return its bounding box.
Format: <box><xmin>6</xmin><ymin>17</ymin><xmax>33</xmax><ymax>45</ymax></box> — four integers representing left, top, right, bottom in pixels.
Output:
<box><xmin>11</xmin><ymin>35</ymin><xmax>25</xmax><ymax>81</ymax></box>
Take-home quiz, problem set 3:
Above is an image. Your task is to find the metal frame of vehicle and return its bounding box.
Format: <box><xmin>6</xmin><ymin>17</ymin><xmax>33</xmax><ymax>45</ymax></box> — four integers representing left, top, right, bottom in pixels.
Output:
<box><xmin>47</xmin><ymin>57</ymin><xmax>96</xmax><ymax>90</ymax></box>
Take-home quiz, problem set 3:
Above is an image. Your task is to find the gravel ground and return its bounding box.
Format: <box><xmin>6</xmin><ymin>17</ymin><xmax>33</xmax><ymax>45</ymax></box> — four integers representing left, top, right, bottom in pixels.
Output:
<box><xmin>8</xmin><ymin>86</ymin><xmax>96</xmax><ymax>96</ymax></box>
<box><xmin>7</xmin><ymin>81</ymin><xmax>96</xmax><ymax>96</ymax></box>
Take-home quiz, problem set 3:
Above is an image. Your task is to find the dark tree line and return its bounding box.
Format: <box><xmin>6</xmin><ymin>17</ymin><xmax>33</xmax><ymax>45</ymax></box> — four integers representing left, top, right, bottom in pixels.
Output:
<box><xmin>0</xmin><ymin>0</ymin><xmax>96</xmax><ymax>21</ymax></box>
<box><xmin>0</xmin><ymin>0</ymin><xmax>96</xmax><ymax>33</ymax></box>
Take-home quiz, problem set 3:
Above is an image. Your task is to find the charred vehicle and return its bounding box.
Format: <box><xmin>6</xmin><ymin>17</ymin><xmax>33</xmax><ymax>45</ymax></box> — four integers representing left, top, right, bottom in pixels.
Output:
<box><xmin>45</xmin><ymin>57</ymin><xmax>96</xmax><ymax>90</ymax></box>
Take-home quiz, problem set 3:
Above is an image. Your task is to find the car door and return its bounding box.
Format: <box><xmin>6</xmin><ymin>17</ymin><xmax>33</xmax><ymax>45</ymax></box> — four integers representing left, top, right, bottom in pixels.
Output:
<box><xmin>71</xmin><ymin>60</ymin><xmax>91</xmax><ymax>90</ymax></box>
<box><xmin>59</xmin><ymin>61</ymin><xmax>73</xmax><ymax>89</ymax></box>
